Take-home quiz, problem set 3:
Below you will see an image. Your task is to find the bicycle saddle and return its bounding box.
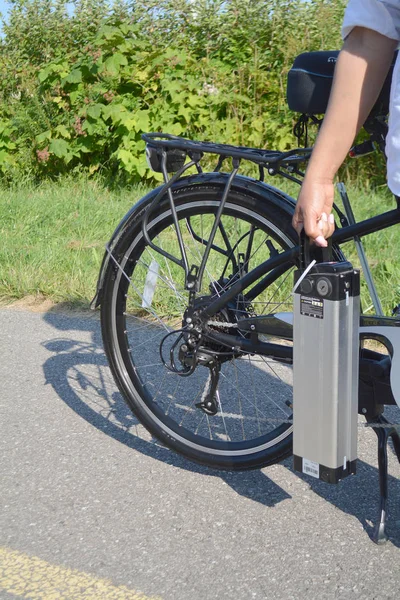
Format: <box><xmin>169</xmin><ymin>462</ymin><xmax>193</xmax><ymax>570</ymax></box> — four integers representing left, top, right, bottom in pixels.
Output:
<box><xmin>287</xmin><ymin>50</ymin><xmax>397</xmax><ymax>117</ymax></box>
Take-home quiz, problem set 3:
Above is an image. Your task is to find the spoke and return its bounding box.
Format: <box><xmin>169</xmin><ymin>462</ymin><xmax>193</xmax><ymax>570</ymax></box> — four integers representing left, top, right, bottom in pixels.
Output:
<box><xmin>194</xmin><ymin>411</ymin><xmax>208</xmax><ymax>437</ymax></box>
<box><xmin>150</xmin><ymin>368</ymin><xmax>169</xmax><ymax>405</ymax></box>
<box><xmin>247</xmin><ymin>353</ymin><xmax>262</xmax><ymax>436</ymax></box>
<box><xmin>259</xmin><ymin>267</ymin><xmax>294</xmax><ymax>315</ymax></box>
<box><xmin>219</xmin><ymin>362</ymin><xmax>290</xmax><ymax>422</ymax></box>
<box><xmin>213</xmin><ymin>231</ymin><xmax>271</xmax><ymax>294</ymax></box>
<box><xmin>233</xmin><ymin>361</ymin><xmax>246</xmax><ymax>440</ymax></box>
<box><xmin>178</xmin><ymin>374</ymin><xmax>209</xmax><ymax>427</ymax></box>
<box><xmin>126</xmin><ymin>325</ymin><xmax>171</xmax><ymax>353</ymax></box>
<box><xmin>164</xmin><ymin>376</ymin><xmax>183</xmax><ymax>416</ymax></box>
<box><xmin>126</xmin><ymin>314</ymin><xmax>182</xmax><ymax>330</ymax></box>
<box><xmin>152</xmin><ymin>234</ymin><xmax>183</xmax><ymax>303</ymax></box>
<box><xmin>137</xmin><ymin>255</ymin><xmax>187</xmax><ymax>304</ymax></box>
<box><xmin>205</xmin><ymin>413</ymin><xmax>213</xmax><ymax>440</ymax></box>
<box><xmin>107</xmin><ymin>245</ymin><xmax>170</xmax><ymax>332</ymax></box>
<box><xmin>244</xmin><ymin>224</ymin><xmax>256</xmax><ymax>271</ymax></box>
<box><xmin>256</xmin><ymin>353</ymin><xmax>293</xmax><ymax>392</ymax></box>
<box><xmin>218</xmin><ymin>367</ymin><xmax>268</xmax><ymax>421</ymax></box>
<box><xmin>216</xmin><ymin>390</ymin><xmax>230</xmax><ymax>441</ymax></box>
<box><xmin>126</xmin><ymin>362</ymin><xmax>162</xmax><ymax>370</ymax></box>
<box><xmin>151</xmin><ymin>402</ymin><xmax>284</xmax><ymax>424</ymax></box>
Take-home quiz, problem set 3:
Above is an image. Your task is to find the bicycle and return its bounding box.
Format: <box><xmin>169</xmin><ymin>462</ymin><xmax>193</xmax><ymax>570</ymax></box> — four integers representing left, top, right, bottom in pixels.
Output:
<box><xmin>92</xmin><ymin>50</ymin><xmax>400</xmax><ymax>543</ymax></box>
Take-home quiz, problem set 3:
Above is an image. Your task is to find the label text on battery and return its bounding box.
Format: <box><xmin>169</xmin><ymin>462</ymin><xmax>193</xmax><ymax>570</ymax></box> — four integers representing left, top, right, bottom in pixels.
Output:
<box><xmin>303</xmin><ymin>458</ymin><xmax>320</xmax><ymax>478</ymax></box>
<box><xmin>300</xmin><ymin>295</ymin><xmax>324</xmax><ymax>319</ymax></box>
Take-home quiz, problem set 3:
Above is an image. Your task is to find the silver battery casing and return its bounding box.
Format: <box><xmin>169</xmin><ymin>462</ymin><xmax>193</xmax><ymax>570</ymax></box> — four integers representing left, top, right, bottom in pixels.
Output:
<box><xmin>293</xmin><ymin>262</ymin><xmax>360</xmax><ymax>483</ymax></box>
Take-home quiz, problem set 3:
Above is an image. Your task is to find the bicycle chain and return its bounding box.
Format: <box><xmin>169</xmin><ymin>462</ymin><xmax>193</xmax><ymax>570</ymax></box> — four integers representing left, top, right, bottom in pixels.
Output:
<box><xmin>206</xmin><ymin>320</ymin><xmax>238</xmax><ymax>329</ymax></box>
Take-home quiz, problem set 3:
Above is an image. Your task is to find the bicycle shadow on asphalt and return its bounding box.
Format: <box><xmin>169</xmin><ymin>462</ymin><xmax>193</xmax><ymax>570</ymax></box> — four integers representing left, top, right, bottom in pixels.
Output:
<box><xmin>41</xmin><ymin>307</ymin><xmax>400</xmax><ymax>546</ymax></box>
<box><xmin>41</xmin><ymin>306</ymin><xmax>291</xmax><ymax>509</ymax></box>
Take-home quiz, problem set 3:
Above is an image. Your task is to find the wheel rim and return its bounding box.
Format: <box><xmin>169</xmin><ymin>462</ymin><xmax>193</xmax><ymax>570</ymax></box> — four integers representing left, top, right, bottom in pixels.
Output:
<box><xmin>108</xmin><ymin>199</ymin><xmax>295</xmax><ymax>458</ymax></box>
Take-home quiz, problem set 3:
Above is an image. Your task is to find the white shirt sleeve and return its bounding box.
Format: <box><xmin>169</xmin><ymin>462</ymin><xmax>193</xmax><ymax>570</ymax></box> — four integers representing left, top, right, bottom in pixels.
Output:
<box><xmin>342</xmin><ymin>0</ymin><xmax>400</xmax><ymax>41</ymax></box>
<box><xmin>341</xmin><ymin>1</ymin><xmax>400</xmax><ymax>195</ymax></box>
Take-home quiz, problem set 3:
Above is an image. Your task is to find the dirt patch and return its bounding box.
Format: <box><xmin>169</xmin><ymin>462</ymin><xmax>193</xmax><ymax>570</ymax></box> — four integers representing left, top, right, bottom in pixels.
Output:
<box><xmin>1</xmin><ymin>295</ymin><xmax>57</xmax><ymax>313</ymax></box>
<box><xmin>0</xmin><ymin>295</ymin><xmax>91</xmax><ymax>314</ymax></box>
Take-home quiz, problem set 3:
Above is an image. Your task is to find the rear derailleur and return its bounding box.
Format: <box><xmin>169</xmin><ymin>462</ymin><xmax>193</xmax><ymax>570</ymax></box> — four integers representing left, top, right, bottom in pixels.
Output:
<box><xmin>178</xmin><ymin>340</ymin><xmax>221</xmax><ymax>416</ymax></box>
<box><xmin>159</xmin><ymin>270</ymin><xmax>249</xmax><ymax>416</ymax></box>
<box><xmin>196</xmin><ymin>359</ymin><xmax>220</xmax><ymax>416</ymax></box>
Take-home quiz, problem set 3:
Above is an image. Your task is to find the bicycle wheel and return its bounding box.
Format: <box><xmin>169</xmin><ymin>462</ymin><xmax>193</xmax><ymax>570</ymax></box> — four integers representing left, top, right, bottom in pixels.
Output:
<box><xmin>101</xmin><ymin>182</ymin><xmax>299</xmax><ymax>470</ymax></box>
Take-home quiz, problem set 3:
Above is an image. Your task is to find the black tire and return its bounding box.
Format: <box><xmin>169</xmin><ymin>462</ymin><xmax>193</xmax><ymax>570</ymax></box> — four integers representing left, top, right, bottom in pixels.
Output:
<box><xmin>101</xmin><ymin>183</ymin><xmax>300</xmax><ymax>470</ymax></box>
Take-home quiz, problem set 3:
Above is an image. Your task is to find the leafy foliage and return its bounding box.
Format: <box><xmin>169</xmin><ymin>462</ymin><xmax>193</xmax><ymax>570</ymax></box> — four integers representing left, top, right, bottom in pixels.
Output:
<box><xmin>0</xmin><ymin>0</ymin><xmax>367</xmax><ymax>184</ymax></box>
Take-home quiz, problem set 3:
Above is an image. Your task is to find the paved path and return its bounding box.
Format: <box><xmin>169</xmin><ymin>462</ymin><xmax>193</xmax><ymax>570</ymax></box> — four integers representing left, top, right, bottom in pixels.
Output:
<box><xmin>1</xmin><ymin>307</ymin><xmax>400</xmax><ymax>600</ymax></box>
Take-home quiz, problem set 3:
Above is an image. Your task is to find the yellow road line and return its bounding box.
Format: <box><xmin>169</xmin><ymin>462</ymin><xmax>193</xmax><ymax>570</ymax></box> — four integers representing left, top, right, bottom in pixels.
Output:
<box><xmin>0</xmin><ymin>547</ymin><xmax>161</xmax><ymax>600</ymax></box>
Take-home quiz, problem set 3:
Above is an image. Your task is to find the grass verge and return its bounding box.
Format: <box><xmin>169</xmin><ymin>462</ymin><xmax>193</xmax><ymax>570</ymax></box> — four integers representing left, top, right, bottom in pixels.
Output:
<box><xmin>0</xmin><ymin>176</ymin><xmax>150</xmax><ymax>308</ymax></box>
<box><xmin>0</xmin><ymin>175</ymin><xmax>398</xmax><ymax>314</ymax></box>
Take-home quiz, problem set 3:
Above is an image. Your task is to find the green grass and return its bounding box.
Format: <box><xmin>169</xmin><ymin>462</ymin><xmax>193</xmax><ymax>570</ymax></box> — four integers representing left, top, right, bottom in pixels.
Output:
<box><xmin>0</xmin><ymin>176</ymin><xmax>151</xmax><ymax>307</ymax></box>
<box><xmin>0</xmin><ymin>175</ymin><xmax>398</xmax><ymax>314</ymax></box>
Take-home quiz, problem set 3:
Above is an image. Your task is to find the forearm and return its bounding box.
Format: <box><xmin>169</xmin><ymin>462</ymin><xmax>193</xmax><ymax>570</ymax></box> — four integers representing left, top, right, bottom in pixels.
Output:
<box><xmin>305</xmin><ymin>27</ymin><xmax>397</xmax><ymax>183</ymax></box>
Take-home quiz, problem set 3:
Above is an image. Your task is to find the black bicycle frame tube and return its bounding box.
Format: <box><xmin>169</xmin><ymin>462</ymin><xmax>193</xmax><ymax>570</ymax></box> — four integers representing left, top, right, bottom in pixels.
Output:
<box><xmin>331</xmin><ymin>207</ymin><xmax>400</xmax><ymax>244</ymax></box>
<box><xmin>195</xmin><ymin>163</ymin><xmax>239</xmax><ymax>292</ymax></box>
<box><xmin>245</xmin><ymin>262</ymin><xmax>294</xmax><ymax>302</ymax></box>
<box><xmin>202</xmin><ymin>246</ymin><xmax>298</xmax><ymax>319</ymax></box>
<box><xmin>201</xmin><ymin>206</ymin><xmax>400</xmax><ymax>322</ymax></box>
<box><xmin>142</xmin><ymin>154</ymin><xmax>198</xmax><ymax>274</ymax></box>
<box><xmin>206</xmin><ymin>330</ymin><xmax>293</xmax><ymax>361</ymax></box>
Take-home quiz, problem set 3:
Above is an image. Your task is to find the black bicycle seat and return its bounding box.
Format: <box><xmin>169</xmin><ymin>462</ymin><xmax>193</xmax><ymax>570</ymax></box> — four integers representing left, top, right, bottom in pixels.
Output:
<box><xmin>287</xmin><ymin>50</ymin><xmax>397</xmax><ymax>117</ymax></box>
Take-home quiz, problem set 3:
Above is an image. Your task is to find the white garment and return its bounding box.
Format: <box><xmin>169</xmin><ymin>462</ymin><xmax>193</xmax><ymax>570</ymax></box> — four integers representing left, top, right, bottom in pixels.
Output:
<box><xmin>342</xmin><ymin>0</ymin><xmax>400</xmax><ymax>195</ymax></box>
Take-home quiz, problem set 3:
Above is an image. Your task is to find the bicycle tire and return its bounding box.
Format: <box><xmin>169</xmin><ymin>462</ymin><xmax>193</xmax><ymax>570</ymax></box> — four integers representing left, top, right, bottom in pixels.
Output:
<box><xmin>101</xmin><ymin>182</ymin><xmax>305</xmax><ymax>469</ymax></box>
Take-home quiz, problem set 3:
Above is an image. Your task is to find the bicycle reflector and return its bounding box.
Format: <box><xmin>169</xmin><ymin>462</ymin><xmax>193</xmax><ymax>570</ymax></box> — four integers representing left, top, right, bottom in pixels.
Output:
<box><xmin>293</xmin><ymin>253</ymin><xmax>360</xmax><ymax>484</ymax></box>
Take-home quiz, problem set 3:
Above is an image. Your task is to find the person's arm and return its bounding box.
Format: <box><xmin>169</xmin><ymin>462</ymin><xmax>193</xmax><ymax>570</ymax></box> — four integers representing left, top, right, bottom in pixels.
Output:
<box><xmin>292</xmin><ymin>27</ymin><xmax>398</xmax><ymax>247</ymax></box>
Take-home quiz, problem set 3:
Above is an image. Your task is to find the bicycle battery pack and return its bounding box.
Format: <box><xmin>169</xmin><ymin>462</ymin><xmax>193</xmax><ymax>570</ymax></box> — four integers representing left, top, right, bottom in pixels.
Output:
<box><xmin>293</xmin><ymin>261</ymin><xmax>360</xmax><ymax>483</ymax></box>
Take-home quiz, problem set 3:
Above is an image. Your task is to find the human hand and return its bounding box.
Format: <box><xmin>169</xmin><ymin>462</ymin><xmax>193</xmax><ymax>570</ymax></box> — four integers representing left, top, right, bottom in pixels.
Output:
<box><xmin>292</xmin><ymin>178</ymin><xmax>335</xmax><ymax>247</ymax></box>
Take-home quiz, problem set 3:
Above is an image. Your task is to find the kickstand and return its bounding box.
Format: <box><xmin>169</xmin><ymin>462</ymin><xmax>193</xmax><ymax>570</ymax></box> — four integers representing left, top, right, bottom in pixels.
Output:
<box><xmin>366</xmin><ymin>414</ymin><xmax>400</xmax><ymax>544</ymax></box>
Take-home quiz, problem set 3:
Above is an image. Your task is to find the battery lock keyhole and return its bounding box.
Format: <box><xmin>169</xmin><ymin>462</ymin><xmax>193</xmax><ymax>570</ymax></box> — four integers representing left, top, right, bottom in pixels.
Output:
<box><xmin>316</xmin><ymin>277</ymin><xmax>332</xmax><ymax>297</ymax></box>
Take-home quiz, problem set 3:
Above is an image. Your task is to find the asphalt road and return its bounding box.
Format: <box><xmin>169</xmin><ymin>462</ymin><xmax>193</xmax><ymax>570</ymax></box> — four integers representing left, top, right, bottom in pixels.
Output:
<box><xmin>1</xmin><ymin>307</ymin><xmax>400</xmax><ymax>600</ymax></box>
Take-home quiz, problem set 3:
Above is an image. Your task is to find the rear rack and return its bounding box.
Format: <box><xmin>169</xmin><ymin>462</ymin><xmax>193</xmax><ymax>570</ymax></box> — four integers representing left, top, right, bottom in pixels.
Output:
<box><xmin>142</xmin><ymin>132</ymin><xmax>311</xmax><ymax>178</ymax></box>
<box><xmin>140</xmin><ymin>133</ymin><xmax>311</xmax><ymax>293</ymax></box>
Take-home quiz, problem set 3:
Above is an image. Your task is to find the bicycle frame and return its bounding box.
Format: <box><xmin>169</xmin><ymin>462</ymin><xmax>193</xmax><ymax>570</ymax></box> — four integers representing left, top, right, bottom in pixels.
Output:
<box><xmin>139</xmin><ymin>133</ymin><xmax>400</xmax><ymax>407</ymax></box>
<box><xmin>195</xmin><ymin>194</ymin><xmax>400</xmax><ymax>411</ymax></box>
<box><xmin>201</xmin><ymin>201</ymin><xmax>400</xmax><ymax>322</ymax></box>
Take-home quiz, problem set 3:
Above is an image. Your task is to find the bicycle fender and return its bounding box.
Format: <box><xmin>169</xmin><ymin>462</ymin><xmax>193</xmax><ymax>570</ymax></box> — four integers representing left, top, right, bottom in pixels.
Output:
<box><xmin>91</xmin><ymin>172</ymin><xmax>297</xmax><ymax>308</ymax></box>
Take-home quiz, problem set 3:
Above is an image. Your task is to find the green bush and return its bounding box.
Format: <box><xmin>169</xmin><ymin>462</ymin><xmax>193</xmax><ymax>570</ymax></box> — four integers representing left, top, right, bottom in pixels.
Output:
<box><xmin>1</xmin><ymin>0</ymin><xmax>384</xmax><ymax>186</ymax></box>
